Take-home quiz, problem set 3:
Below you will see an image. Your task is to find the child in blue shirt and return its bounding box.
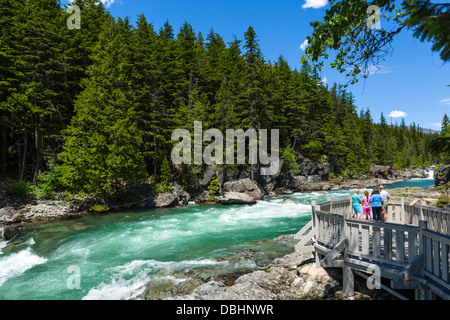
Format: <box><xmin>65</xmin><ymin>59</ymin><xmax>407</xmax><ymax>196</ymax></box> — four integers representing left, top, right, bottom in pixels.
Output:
<box><xmin>352</xmin><ymin>189</ymin><xmax>362</xmax><ymax>219</ymax></box>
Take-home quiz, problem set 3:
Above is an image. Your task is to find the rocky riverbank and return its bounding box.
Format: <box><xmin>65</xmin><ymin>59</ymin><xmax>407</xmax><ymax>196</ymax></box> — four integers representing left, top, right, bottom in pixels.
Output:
<box><xmin>135</xmin><ymin>234</ymin><xmax>394</xmax><ymax>301</ymax></box>
<box><xmin>388</xmin><ymin>186</ymin><xmax>444</xmax><ymax>205</ymax></box>
<box><xmin>164</xmin><ymin>251</ymin><xmax>394</xmax><ymax>301</ymax></box>
<box><xmin>0</xmin><ymin>161</ymin><xmax>434</xmax><ymax>240</ymax></box>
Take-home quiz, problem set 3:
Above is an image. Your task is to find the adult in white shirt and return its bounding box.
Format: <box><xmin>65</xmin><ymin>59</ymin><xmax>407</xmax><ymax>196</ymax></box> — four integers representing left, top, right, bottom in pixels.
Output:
<box><xmin>379</xmin><ymin>185</ymin><xmax>390</xmax><ymax>222</ymax></box>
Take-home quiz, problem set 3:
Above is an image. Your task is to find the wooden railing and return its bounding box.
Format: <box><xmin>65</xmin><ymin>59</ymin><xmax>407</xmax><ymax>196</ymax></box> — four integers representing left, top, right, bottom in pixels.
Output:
<box><xmin>319</xmin><ymin>197</ymin><xmax>449</xmax><ymax>235</ymax></box>
<box><xmin>304</xmin><ymin>199</ymin><xmax>450</xmax><ymax>300</ymax></box>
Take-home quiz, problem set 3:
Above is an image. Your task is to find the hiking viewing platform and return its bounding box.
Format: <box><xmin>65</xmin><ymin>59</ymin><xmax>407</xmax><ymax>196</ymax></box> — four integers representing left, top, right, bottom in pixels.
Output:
<box><xmin>295</xmin><ymin>197</ymin><xmax>450</xmax><ymax>300</ymax></box>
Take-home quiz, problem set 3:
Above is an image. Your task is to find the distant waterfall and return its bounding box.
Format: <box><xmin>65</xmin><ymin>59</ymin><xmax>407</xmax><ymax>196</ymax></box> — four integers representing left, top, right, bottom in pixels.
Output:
<box><xmin>426</xmin><ymin>169</ymin><xmax>435</xmax><ymax>179</ymax></box>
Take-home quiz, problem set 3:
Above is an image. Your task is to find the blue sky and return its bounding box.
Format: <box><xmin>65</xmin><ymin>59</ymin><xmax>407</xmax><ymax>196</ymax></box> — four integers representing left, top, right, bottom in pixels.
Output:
<box><xmin>73</xmin><ymin>0</ymin><xmax>449</xmax><ymax>130</ymax></box>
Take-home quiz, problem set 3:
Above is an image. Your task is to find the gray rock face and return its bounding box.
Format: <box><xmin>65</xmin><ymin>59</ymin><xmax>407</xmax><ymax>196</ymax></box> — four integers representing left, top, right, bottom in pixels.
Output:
<box><xmin>222</xmin><ymin>178</ymin><xmax>264</xmax><ymax>201</ymax></box>
<box><xmin>216</xmin><ymin>178</ymin><xmax>264</xmax><ymax>204</ymax></box>
<box><xmin>370</xmin><ymin>165</ymin><xmax>427</xmax><ymax>180</ymax></box>
<box><xmin>166</xmin><ymin>250</ymin><xmax>395</xmax><ymax>301</ymax></box>
<box><xmin>217</xmin><ymin>192</ymin><xmax>257</xmax><ymax>205</ymax></box>
<box><xmin>166</xmin><ymin>252</ymin><xmax>376</xmax><ymax>300</ymax></box>
<box><xmin>155</xmin><ymin>184</ymin><xmax>191</xmax><ymax>208</ymax></box>
<box><xmin>0</xmin><ymin>201</ymin><xmax>79</xmax><ymax>227</ymax></box>
<box><xmin>435</xmin><ymin>165</ymin><xmax>450</xmax><ymax>187</ymax></box>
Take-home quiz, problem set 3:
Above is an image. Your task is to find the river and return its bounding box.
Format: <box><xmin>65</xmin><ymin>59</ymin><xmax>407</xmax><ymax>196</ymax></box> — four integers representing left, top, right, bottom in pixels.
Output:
<box><xmin>0</xmin><ymin>173</ymin><xmax>435</xmax><ymax>300</ymax></box>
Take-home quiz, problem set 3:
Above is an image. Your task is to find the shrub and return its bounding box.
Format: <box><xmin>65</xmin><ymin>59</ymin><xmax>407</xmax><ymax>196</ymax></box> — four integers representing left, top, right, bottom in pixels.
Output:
<box><xmin>281</xmin><ymin>149</ymin><xmax>299</xmax><ymax>175</ymax></box>
<box><xmin>36</xmin><ymin>164</ymin><xmax>64</xmax><ymax>200</ymax></box>
<box><xmin>436</xmin><ymin>195</ymin><xmax>450</xmax><ymax>208</ymax></box>
<box><xmin>155</xmin><ymin>182</ymin><xmax>173</xmax><ymax>194</ymax></box>
<box><xmin>207</xmin><ymin>176</ymin><xmax>220</xmax><ymax>200</ymax></box>
<box><xmin>3</xmin><ymin>180</ymin><xmax>34</xmax><ymax>199</ymax></box>
<box><xmin>89</xmin><ymin>204</ymin><xmax>110</xmax><ymax>213</ymax></box>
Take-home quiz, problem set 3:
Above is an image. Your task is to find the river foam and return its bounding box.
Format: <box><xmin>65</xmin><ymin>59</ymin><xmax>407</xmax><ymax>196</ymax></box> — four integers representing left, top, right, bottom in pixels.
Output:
<box><xmin>0</xmin><ymin>248</ymin><xmax>47</xmax><ymax>287</ymax></box>
<box><xmin>81</xmin><ymin>258</ymin><xmax>230</xmax><ymax>300</ymax></box>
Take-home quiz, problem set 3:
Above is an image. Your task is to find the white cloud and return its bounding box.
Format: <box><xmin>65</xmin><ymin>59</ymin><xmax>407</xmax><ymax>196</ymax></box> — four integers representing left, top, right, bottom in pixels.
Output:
<box><xmin>365</xmin><ymin>65</ymin><xmax>392</xmax><ymax>75</ymax></box>
<box><xmin>388</xmin><ymin>110</ymin><xmax>408</xmax><ymax>118</ymax></box>
<box><xmin>431</xmin><ymin>122</ymin><xmax>442</xmax><ymax>128</ymax></box>
<box><xmin>321</xmin><ymin>76</ymin><xmax>327</xmax><ymax>84</ymax></box>
<box><xmin>438</xmin><ymin>98</ymin><xmax>450</xmax><ymax>105</ymax></box>
<box><xmin>102</xmin><ymin>0</ymin><xmax>116</xmax><ymax>8</ymax></box>
<box><xmin>300</xmin><ymin>39</ymin><xmax>309</xmax><ymax>51</ymax></box>
<box><xmin>302</xmin><ymin>0</ymin><xmax>329</xmax><ymax>9</ymax></box>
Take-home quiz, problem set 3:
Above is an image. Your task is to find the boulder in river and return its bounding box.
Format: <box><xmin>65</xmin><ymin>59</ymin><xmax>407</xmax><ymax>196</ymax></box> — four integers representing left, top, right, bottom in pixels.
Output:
<box><xmin>155</xmin><ymin>183</ymin><xmax>191</xmax><ymax>208</ymax></box>
<box><xmin>217</xmin><ymin>192</ymin><xmax>257</xmax><ymax>205</ymax></box>
<box><xmin>1</xmin><ymin>224</ymin><xmax>23</xmax><ymax>241</ymax></box>
<box><xmin>217</xmin><ymin>178</ymin><xmax>264</xmax><ymax>204</ymax></box>
<box><xmin>222</xmin><ymin>178</ymin><xmax>264</xmax><ymax>201</ymax></box>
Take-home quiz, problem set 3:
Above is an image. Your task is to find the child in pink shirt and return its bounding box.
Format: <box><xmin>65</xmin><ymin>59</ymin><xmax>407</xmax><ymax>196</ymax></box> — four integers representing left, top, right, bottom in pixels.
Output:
<box><xmin>361</xmin><ymin>190</ymin><xmax>371</xmax><ymax>220</ymax></box>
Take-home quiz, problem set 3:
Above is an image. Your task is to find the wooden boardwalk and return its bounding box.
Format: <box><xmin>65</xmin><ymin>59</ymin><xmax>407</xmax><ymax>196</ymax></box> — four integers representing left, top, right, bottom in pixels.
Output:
<box><xmin>295</xmin><ymin>197</ymin><xmax>450</xmax><ymax>300</ymax></box>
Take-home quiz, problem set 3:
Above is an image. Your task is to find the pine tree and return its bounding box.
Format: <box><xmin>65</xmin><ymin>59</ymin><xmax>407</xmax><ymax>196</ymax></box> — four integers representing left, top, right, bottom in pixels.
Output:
<box><xmin>58</xmin><ymin>17</ymin><xmax>146</xmax><ymax>199</ymax></box>
<box><xmin>160</xmin><ymin>157</ymin><xmax>172</xmax><ymax>185</ymax></box>
<box><xmin>242</xmin><ymin>26</ymin><xmax>267</xmax><ymax>130</ymax></box>
<box><xmin>442</xmin><ymin>114</ymin><xmax>449</xmax><ymax>131</ymax></box>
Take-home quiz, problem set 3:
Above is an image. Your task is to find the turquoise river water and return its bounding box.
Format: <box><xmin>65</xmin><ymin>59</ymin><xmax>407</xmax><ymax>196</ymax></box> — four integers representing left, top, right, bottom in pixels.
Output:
<box><xmin>0</xmin><ymin>174</ymin><xmax>434</xmax><ymax>300</ymax></box>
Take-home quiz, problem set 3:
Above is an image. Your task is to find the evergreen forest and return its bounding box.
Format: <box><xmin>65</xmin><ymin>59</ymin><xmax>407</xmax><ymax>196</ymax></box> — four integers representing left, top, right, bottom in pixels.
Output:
<box><xmin>0</xmin><ymin>0</ymin><xmax>437</xmax><ymax>200</ymax></box>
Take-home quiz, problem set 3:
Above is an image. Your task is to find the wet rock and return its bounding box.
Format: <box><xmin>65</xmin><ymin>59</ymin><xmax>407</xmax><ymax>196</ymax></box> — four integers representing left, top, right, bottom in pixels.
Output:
<box><xmin>435</xmin><ymin>165</ymin><xmax>450</xmax><ymax>187</ymax></box>
<box><xmin>217</xmin><ymin>192</ymin><xmax>257</xmax><ymax>205</ymax></box>
<box><xmin>193</xmin><ymin>190</ymin><xmax>211</xmax><ymax>203</ymax></box>
<box><xmin>155</xmin><ymin>184</ymin><xmax>191</xmax><ymax>208</ymax></box>
<box><xmin>167</xmin><ymin>252</ymin><xmax>341</xmax><ymax>300</ymax></box>
<box><xmin>140</xmin><ymin>276</ymin><xmax>206</xmax><ymax>300</ymax></box>
<box><xmin>222</xmin><ymin>178</ymin><xmax>264</xmax><ymax>201</ymax></box>
<box><xmin>1</xmin><ymin>224</ymin><xmax>23</xmax><ymax>241</ymax></box>
<box><xmin>0</xmin><ymin>201</ymin><xmax>81</xmax><ymax>228</ymax></box>
<box><xmin>168</xmin><ymin>252</ymin><xmax>391</xmax><ymax>301</ymax></box>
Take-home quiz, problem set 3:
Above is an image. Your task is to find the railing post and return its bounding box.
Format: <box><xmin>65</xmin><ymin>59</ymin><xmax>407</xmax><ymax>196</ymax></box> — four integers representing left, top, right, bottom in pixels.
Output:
<box><xmin>312</xmin><ymin>201</ymin><xmax>322</xmax><ymax>268</ymax></box>
<box><xmin>347</xmin><ymin>195</ymin><xmax>352</xmax><ymax>219</ymax></box>
<box><xmin>401</xmin><ymin>197</ymin><xmax>406</xmax><ymax>224</ymax></box>
<box><xmin>328</xmin><ymin>197</ymin><xmax>332</xmax><ymax>213</ymax></box>
<box><xmin>420</xmin><ymin>201</ymin><xmax>425</xmax><ymax>221</ymax></box>
<box><xmin>312</xmin><ymin>200</ymin><xmax>317</xmax><ymax>227</ymax></box>
<box><xmin>416</xmin><ymin>220</ymin><xmax>432</xmax><ymax>300</ymax></box>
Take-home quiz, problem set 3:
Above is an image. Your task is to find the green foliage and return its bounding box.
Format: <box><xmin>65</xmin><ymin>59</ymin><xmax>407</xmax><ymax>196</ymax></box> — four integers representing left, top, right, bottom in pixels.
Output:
<box><xmin>281</xmin><ymin>149</ymin><xmax>299</xmax><ymax>175</ymax></box>
<box><xmin>89</xmin><ymin>204</ymin><xmax>110</xmax><ymax>213</ymax></box>
<box><xmin>302</xmin><ymin>141</ymin><xmax>322</xmax><ymax>163</ymax></box>
<box><xmin>436</xmin><ymin>195</ymin><xmax>450</xmax><ymax>208</ymax></box>
<box><xmin>207</xmin><ymin>176</ymin><xmax>220</xmax><ymax>200</ymax></box>
<box><xmin>180</xmin><ymin>164</ymin><xmax>201</xmax><ymax>191</ymax></box>
<box><xmin>430</xmin><ymin>116</ymin><xmax>450</xmax><ymax>163</ymax></box>
<box><xmin>57</xmin><ymin>17</ymin><xmax>147</xmax><ymax>199</ymax></box>
<box><xmin>36</xmin><ymin>164</ymin><xmax>63</xmax><ymax>199</ymax></box>
<box><xmin>3</xmin><ymin>180</ymin><xmax>34</xmax><ymax>199</ymax></box>
<box><xmin>303</xmin><ymin>0</ymin><xmax>449</xmax><ymax>83</ymax></box>
<box><xmin>160</xmin><ymin>157</ymin><xmax>172</xmax><ymax>184</ymax></box>
<box><xmin>0</xmin><ymin>1</ymin><xmax>437</xmax><ymax>199</ymax></box>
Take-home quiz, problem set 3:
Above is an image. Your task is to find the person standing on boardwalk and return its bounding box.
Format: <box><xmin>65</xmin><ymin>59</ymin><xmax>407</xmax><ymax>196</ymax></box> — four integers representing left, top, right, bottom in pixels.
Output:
<box><xmin>371</xmin><ymin>188</ymin><xmax>383</xmax><ymax>222</ymax></box>
<box><xmin>352</xmin><ymin>189</ymin><xmax>362</xmax><ymax>219</ymax></box>
<box><xmin>379</xmin><ymin>185</ymin><xmax>390</xmax><ymax>222</ymax></box>
<box><xmin>361</xmin><ymin>190</ymin><xmax>371</xmax><ymax>221</ymax></box>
